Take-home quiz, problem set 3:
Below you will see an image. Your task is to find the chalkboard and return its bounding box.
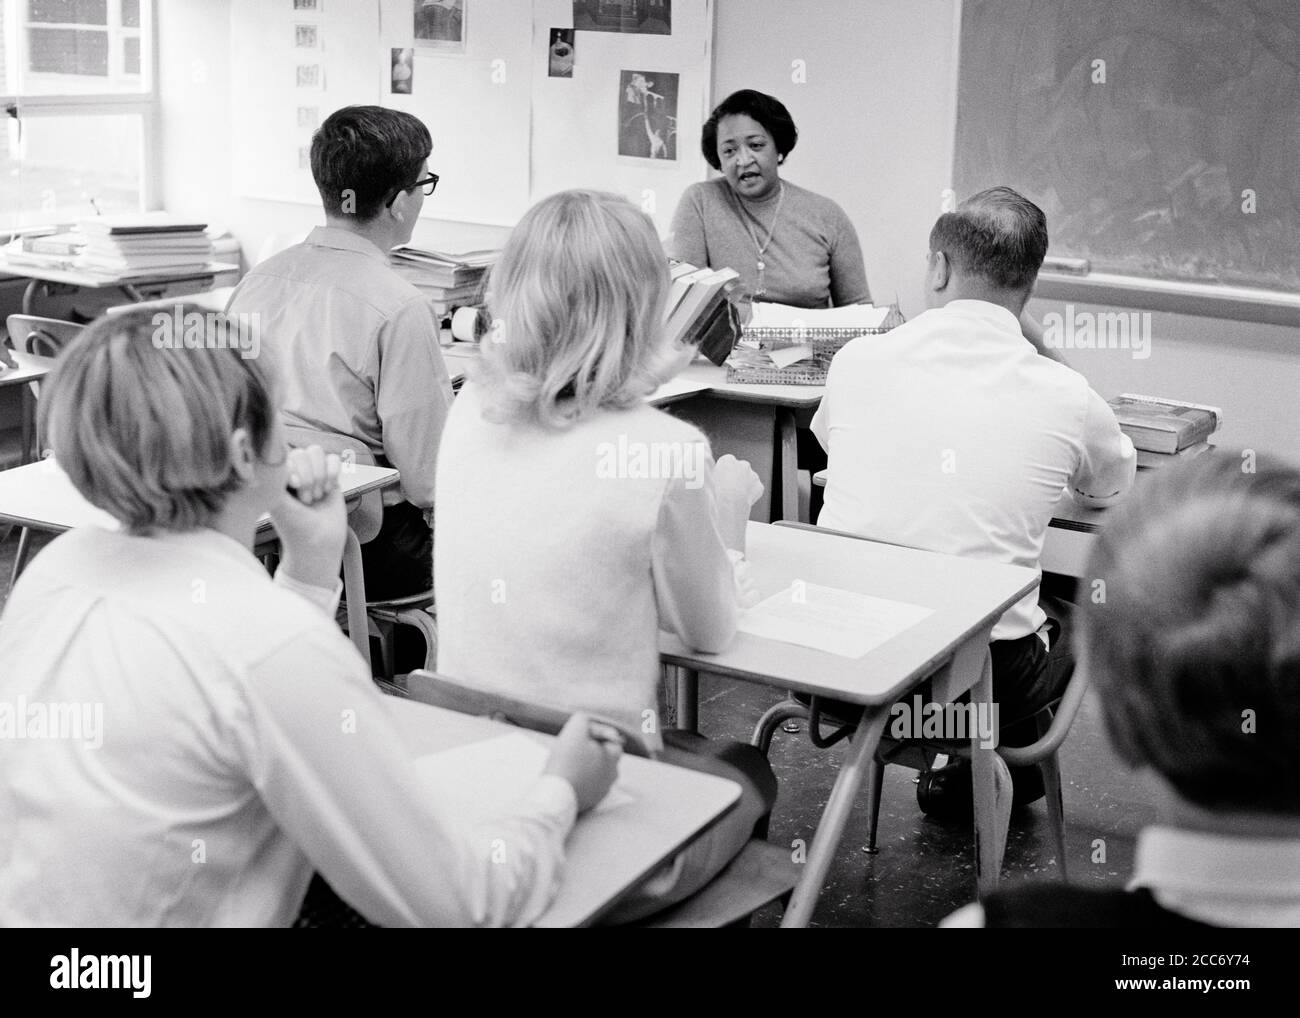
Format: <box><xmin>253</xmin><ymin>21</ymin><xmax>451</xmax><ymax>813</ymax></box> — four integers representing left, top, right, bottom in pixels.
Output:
<box><xmin>954</xmin><ymin>0</ymin><xmax>1300</xmax><ymax>292</ymax></box>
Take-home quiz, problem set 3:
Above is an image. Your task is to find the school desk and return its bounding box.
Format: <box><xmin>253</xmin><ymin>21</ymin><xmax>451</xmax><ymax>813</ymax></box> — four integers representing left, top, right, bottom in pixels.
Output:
<box><xmin>0</xmin><ymin>351</ymin><xmax>57</xmax><ymax>469</ymax></box>
<box><xmin>439</xmin><ymin>345</ymin><xmax>813</xmax><ymax>521</ymax></box>
<box><xmin>380</xmin><ymin>692</ymin><xmax>741</xmax><ymax>927</ymax></box>
<box><xmin>659</xmin><ymin>520</ymin><xmax>1038</xmax><ymax>927</ymax></box>
<box><xmin>0</xmin><ymin>259</ymin><xmax>240</xmax><ymax>316</ymax></box>
<box><xmin>0</xmin><ymin>459</ymin><xmax>399</xmax><ymax>661</ymax></box>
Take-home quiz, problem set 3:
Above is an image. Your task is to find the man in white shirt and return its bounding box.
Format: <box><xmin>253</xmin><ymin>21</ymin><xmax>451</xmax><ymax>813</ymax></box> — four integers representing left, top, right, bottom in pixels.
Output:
<box><xmin>227</xmin><ymin>106</ymin><xmax>452</xmax><ymax>601</ymax></box>
<box><xmin>812</xmin><ymin>186</ymin><xmax>1135</xmax><ymax>816</ymax></box>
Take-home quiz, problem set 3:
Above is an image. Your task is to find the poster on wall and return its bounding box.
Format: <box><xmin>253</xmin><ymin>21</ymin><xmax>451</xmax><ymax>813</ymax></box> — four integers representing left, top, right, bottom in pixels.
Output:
<box><xmin>618</xmin><ymin>70</ymin><xmax>677</xmax><ymax>160</ymax></box>
<box><xmin>391</xmin><ymin>47</ymin><xmax>414</xmax><ymax>92</ymax></box>
<box><xmin>415</xmin><ymin>0</ymin><xmax>467</xmax><ymax>52</ymax></box>
<box><xmin>573</xmin><ymin>0</ymin><xmax>670</xmax><ymax>35</ymax></box>
<box><xmin>548</xmin><ymin>28</ymin><xmax>575</xmax><ymax>77</ymax></box>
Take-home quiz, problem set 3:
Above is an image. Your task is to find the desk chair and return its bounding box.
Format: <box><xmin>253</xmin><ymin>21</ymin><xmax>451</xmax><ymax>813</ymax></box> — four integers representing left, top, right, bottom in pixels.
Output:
<box><xmin>751</xmin><ymin>521</ymin><xmax>1084</xmax><ymax>880</ymax></box>
<box><xmin>385</xmin><ymin>670</ymin><xmax>800</xmax><ymax>928</ymax></box>
<box><xmin>2</xmin><ymin>316</ymin><xmax>83</xmax><ymax>579</ymax></box>
<box><xmin>282</xmin><ymin>426</ymin><xmax>436</xmax><ymax>680</ymax></box>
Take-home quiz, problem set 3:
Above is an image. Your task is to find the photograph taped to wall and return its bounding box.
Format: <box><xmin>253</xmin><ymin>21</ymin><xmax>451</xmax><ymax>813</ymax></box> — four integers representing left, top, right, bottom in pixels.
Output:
<box><xmin>574</xmin><ymin>0</ymin><xmax>670</xmax><ymax>35</ymax></box>
<box><xmin>296</xmin><ymin>63</ymin><xmax>323</xmax><ymax>88</ymax></box>
<box><xmin>548</xmin><ymin>28</ymin><xmax>575</xmax><ymax>77</ymax></box>
<box><xmin>295</xmin><ymin>23</ymin><xmax>319</xmax><ymax>47</ymax></box>
<box><xmin>392</xmin><ymin>47</ymin><xmax>414</xmax><ymax>92</ymax></box>
<box><xmin>293</xmin><ymin>0</ymin><xmax>320</xmax><ymax>9</ymax></box>
<box><xmin>297</xmin><ymin>105</ymin><xmax>319</xmax><ymax>128</ymax></box>
<box><xmin>618</xmin><ymin>69</ymin><xmax>677</xmax><ymax>160</ymax></box>
<box><xmin>415</xmin><ymin>0</ymin><xmax>467</xmax><ymax>52</ymax></box>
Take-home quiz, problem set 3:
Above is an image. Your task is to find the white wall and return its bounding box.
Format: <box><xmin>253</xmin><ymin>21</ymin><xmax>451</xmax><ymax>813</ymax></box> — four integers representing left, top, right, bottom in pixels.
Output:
<box><xmin>155</xmin><ymin>0</ymin><xmax>1300</xmax><ymax>452</ymax></box>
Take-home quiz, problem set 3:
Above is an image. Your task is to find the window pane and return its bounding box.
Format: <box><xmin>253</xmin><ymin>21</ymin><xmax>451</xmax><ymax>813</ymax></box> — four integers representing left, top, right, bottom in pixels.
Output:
<box><xmin>28</xmin><ymin>27</ymin><xmax>108</xmax><ymax>75</ymax></box>
<box><xmin>0</xmin><ymin>6</ymin><xmax>11</xmax><ymax>94</ymax></box>
<box><xmin>124</xmin><ymin>35</ymin><xmax>139</xmax><ymax>74</ymax></box>
<box><xmin>121</xmin><ymin>0</ymin><xmax>140</xmax><ymax>29</ymax></box>
<box><xmin>0</xmin><ymin>113</ymin><xmax>142</xmax><ymax>231</ymax></box>
<box><xmin>28</xmin><ymin>0</ymin><xmax>108</xmax><ymax>26</ymax></box>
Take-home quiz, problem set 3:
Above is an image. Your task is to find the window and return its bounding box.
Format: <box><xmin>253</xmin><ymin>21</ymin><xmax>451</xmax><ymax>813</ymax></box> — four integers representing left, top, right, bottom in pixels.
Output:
<box><xmin>1</xmin><ymin>0</ymin><xmax>155</xmax><ymax>233</ymax></box>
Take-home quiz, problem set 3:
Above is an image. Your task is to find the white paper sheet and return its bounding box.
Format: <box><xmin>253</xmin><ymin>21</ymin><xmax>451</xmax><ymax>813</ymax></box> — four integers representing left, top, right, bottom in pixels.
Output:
<box><xmin>767</xmin><ymin>345</ymin><xmax>814</xmax><ymax>369</ymax></box>
<box><xmin>737</xmin><ymin>582</ymin><xmax>934</xmax><ymax>658</ymax></box>
<box><xmin>415</xmin><ymin>732</ymin><xmax>634</xmax><ymax>825</ymax></box>
<box><xmin>748</xmin><ymin>302</ymin><xmax>892</xmax><ymax>331</ymax></box>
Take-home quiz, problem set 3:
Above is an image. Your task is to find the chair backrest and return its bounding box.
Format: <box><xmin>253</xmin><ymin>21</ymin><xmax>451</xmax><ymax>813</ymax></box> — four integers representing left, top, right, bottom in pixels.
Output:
<box><xmin>398</xmin><ymin>669</ymin><xmax>655</xmax><ymax>759</ymax></box>
<box><xmin>282</xmin><ymin>424</ymin><xmax>383</xmax><ymax>544</ymax></box>
<box><xmin>5</xmin><ymin>315</ymin><xmax>83</xmax><ymax>358</ymax></box>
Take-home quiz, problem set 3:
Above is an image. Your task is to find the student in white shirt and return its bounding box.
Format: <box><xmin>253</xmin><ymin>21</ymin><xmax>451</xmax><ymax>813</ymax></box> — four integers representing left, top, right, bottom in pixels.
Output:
<box><xmin>435</xmin><ymin>189</ymin><xmax>777</xmax><ymax>922</ymax></box>
<box><xmin>945</xmin><ymin>454</ymin><xmax>1300</xmax><ymax>927</ymax></box>
<box><xmin>0</xmin><ymin>308</ymin><xmax>619</xmax><ymax>928</ymax></box>
<box><xmin>812</xmin><ymin>186</ymin><xmax>1135</xmax><ymax>817</ymax></box>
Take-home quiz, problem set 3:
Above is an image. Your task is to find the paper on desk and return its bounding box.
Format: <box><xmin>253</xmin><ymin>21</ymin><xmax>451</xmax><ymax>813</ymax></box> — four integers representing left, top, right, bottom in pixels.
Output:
<box><xmin>767</xmin><ymin>345</ymin><xmax>814</xmax><ymax>369</ymax></box>
<box><xmin>737</xmin><ymin>582</ymin><xmax>934</xmax><ymax>658</ymax></box>
<box><xmin>415</xmin><ymin>732</ymin><xmax>634</xmax><ymax>825</ymax></box>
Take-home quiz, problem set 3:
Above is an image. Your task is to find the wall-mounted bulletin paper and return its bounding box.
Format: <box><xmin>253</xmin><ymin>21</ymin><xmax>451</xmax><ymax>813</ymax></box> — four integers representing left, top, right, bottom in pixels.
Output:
<box><xmin>532</xmin><ymin>0</ymin><xmax>712</xmax><ymax>236</ymax></box>
<box><xmin>231</xmin><ymin>0</ymin><xmax>381</xmax><ymax>204</ymax></box>
<box><xmin>380</xmin><ymin>0</ymin><xmax>532</xmax><ymax>226</ymax></box>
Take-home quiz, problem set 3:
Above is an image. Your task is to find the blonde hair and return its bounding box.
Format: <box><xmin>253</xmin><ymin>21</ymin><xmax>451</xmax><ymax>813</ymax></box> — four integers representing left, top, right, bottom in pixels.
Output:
<box><xmin>475</xmin><ymin>189</ymin><xmax>683</xmax><ymax>428</ymax></box>
<box><xmin>40</xmin><ymin>307</ymin><xmax>278</xmax><ymax>534</ymax></box>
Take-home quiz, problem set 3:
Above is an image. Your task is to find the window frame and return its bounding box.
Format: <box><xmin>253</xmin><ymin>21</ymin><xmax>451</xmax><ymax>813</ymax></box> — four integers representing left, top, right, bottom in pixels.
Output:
<box><xmin>1</xmin><ymin>0</ymin><xmax>160</xmax><ymax>228</ymax></box>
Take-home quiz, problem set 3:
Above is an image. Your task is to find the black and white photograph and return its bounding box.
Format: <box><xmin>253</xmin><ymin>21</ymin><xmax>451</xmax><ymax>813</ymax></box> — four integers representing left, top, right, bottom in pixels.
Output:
<box><xmin>413</xmin><ymin>0</ymin><xmax>465</xmax><ymax>52</ymax></box>
<box><xmin>547</xmin><ymin>27</ymin><xmax>575</xmax><ymax>78</ymax></box>
<box><xmin>573</xmin><ymin>0</ymin><xmax>670</xmax><ymax>35</ymax></box>
<box><xmin>391</xmin><ymin>47</ymin><xmax>414</xmax><ymax>93</ymax></box>
<box><xmin>617</xmin><ymin>69</ymin><xmax>677</xmax><ymax>160</ymax></box>
<box><xmin>2</xmin><ymin>0</ymin><xmax>1298</xmax><ymax>975</ymax></box>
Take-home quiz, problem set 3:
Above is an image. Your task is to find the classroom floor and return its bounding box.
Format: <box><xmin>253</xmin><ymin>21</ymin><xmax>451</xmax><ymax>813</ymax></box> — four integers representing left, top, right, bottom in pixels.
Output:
<box><xmin>0</xmin><ymin>528</ymin><xmax>1150</xmax><ymax>929</ymax></box>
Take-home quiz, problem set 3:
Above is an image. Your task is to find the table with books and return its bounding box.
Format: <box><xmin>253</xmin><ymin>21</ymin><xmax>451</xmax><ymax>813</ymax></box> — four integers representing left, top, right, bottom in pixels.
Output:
<box><xmin>0</xmin><ymin>214</ymin><xmax>238</xmax><ymax>315</ymax></box>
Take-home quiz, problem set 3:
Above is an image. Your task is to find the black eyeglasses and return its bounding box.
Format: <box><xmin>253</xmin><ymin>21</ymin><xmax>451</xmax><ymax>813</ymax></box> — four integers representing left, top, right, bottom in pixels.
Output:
<box><xmin>387</xmin><ymin>172</ymin><xmax>439</xmax><ymax>207</ymax></box>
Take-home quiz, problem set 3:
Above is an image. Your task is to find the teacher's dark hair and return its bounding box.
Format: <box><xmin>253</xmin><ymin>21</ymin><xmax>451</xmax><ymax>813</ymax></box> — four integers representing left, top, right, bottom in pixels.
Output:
<box><xmin>700</xmin><ymin>89</ymin><xmax>798</xmax><ymax>171</ymax></box>
<box><xmin>928</xmin><ymin>186</ymin><xmax>1048</xmax><ymax>292</ymax></box>
<box><xmin>310</xmin><ymin>105</ymin><xmax>432</xmax><ymax>222</ymax></box>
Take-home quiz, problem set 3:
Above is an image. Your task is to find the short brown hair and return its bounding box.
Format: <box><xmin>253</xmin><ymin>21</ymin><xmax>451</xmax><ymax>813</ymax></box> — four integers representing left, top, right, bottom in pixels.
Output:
<box><xmin>40</xmin><ymin>308</ymin><xmax>278</xmax><ymax>534</ymax></box>
<box><xmin>1080</xmin><ymin>453</ymin><xmax>1300</xmax><ymax>815</ymax></box>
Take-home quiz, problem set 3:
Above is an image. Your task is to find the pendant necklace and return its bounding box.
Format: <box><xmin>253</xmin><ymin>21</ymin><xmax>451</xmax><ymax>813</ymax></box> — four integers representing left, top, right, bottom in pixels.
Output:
<box><xmin>739</xmin><ymin>182</ymin><xmax>785</xmax><ymax>298</ymax></box>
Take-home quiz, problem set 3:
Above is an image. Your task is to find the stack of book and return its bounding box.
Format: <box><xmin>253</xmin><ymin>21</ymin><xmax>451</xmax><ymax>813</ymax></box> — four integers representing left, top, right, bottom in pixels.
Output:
<box><xmin>75</xmin><ymin>214</ymin><xmax>213</xmax><ymax>277</ymax></box>
<box><xmin>389</xmin><ymin>246</ymin><xmax>497</xmax><ymax>315</ymax></box>
<box><xmin>663</xmin><ymin>261</ymin><xmax>741</xmax><ymax>365</ymax></box>
<box><xmin>725</xmin><ymin>302</ymin><xmax>905</xmax><ymax>384</ymax></box>
<box><xmin>1107</xmin><ymin>394</ymin><xmax>1222</xmax><ymax>468</ymax></box>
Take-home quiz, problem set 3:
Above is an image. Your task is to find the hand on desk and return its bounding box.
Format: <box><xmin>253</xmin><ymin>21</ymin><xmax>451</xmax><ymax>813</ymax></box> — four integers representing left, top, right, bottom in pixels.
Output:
<box><xmin>272</xmin><ymin>445</ymin><xmax>348</xmax><ymax>591</ymax></box>
<box><xmin>713</xmin><ymin>454</ymin><xmax>763</xmax><ymax>553</ymax></box>
<box><xmin>544</xmin><ymin>713</ymin><xmax>622</xmax><ymax>814</ymax></box>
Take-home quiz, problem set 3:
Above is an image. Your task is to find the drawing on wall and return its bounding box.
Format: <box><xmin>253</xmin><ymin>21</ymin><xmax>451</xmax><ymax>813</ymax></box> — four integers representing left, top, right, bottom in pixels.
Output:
<box><xmin>548</xmin><ymin>28</ymin><xmax>575</xmax><ymax>78</ymax></box>
<box><xmin>295</xmin><ymin>23</ymin><xmax>319</xmax><ymax>48</ymax></box>
<box><xmin>391</xmin><ymin>47</ymin><xmax>414</xmax><ymax>92</ymax></box>
<box><xmin>296</xmin><ymin>63</ymin><xmax>323</xmax><ymax>88</ymax></box>
<box><xmin>618</xmin><ymin>70</ymin><xmax>677</xmax><ymax>160</ymax></box>
<box><xmin>293</xmin><ymin>0</ymin><xmax>320</xmax><ymax>10</ymax></box>
<box><xmin>414</xmin><ymin>0</ymin><xmax>466</xmax><ymax>52</ymax></box>
<box><xmin>297</xmin><ymin>105</ymin><xmax>320</xmax><ymax>129</ymax></box>
<box><xmin>574</xmin><ymin>0</ymin><xmax>669</xmax><ymax>35</ymax></box>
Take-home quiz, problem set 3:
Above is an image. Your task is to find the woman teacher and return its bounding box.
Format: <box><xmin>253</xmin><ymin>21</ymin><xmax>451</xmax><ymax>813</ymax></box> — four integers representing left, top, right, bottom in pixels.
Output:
<box><xmin>668</xmin><ymin>89</ymin><xmax>870</xmax><ymax>309</ymax></box>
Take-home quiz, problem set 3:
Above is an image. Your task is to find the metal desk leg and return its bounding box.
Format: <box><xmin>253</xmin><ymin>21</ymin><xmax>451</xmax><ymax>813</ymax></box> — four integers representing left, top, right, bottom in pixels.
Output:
<box><xmin>340</xmin><ymin>527</ymin><xmax>371</xmax><ymax>665</ymax></box>
<box><xmin>20</xmin><ymin>279</ymin><xmax>43</xmax><ymax>316</ymax></box>
<box><xmin>776</xmin><ymin>407</ymin><xmax>799</xmax><ymax>522</ymax></box>
<box><xmin>781</xmin><ymin>702</ymin><xmax>891</xmax><ymax>927</ymax></box>
<box><xmin>674</xmin><ymin>667</ymin><xmax>699</xmax><ymax>733</ymax></box>
<box><xmin>970</xmin><ymin>646</ymin><xmax>1012</xmax><ymax>894</ymax></box>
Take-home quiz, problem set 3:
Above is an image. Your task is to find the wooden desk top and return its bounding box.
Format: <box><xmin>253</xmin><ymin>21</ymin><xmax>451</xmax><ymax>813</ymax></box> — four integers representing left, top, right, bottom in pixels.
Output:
<box><xmin>0</xmin><ymin>351</ymin><xmax>57</xmax><ymax>388</ymax></box>
<box><xmin>440</xmin><ymin>346</ymin><xmax>822</xmax><ymax>409</ymax></box>
<box><xmin>0</xmin><ymin>459</ymin><xmax>398</xmax><ymax>534</ymax></box>
<box><xmin>0</xmin><ymin>259</ymin><xmax>240</xmax><ymax>289</ymax></box>
<box><xmin>659</xmin><ymin>522</ymin><xmax>1037</xmax><ymax>705</ymax></box>
<box><xmin>380</xmin><ymin>695</ymin><xmax>741</xmax><ymax>927</ymax></box>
